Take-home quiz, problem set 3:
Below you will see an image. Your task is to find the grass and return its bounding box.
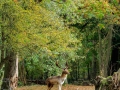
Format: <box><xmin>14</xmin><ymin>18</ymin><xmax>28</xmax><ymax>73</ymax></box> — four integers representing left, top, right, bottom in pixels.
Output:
<box><xmin>17</xmin><ymin>84</ymin><xmax>95</xmax><ymax>90</ymax></box>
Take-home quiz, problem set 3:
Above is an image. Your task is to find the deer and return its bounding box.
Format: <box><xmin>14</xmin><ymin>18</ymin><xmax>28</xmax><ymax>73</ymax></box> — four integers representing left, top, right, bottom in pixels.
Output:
<box><xmin>45</xmin><ymin>61</ymin><xmax>69</xmax><ymax>90</ymax></box>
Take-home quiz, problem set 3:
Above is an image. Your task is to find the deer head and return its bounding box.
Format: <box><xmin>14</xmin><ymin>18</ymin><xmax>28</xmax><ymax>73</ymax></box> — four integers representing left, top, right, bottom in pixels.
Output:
<box><xmin>56</xmin><ymin>60</ymin><xmax>69</xmax><ymax>75</ymax></box>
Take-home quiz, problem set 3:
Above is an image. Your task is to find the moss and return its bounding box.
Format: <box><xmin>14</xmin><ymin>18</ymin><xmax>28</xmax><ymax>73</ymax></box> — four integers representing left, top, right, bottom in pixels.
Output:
<box><xmin>100</xmin><ymin>76</ymin><xmax>112</xmax><ymax>86</ymax></box>
<box><xmin>101</xmin><ymin>78</ymin><xmax>107</xmax><ymax>86</ymax></box>
<box><xmin>106</xmin><ymin>76</ymin><xmax>112</xmax><ymax>80</ymax></box>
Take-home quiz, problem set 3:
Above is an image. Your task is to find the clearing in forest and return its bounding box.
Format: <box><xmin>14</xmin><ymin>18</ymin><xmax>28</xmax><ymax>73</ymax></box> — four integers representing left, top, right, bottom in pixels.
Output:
<box><xmin>17</xmin><ymin>85</ymin><xmax>95</xmax><ymax>90</ymax></box>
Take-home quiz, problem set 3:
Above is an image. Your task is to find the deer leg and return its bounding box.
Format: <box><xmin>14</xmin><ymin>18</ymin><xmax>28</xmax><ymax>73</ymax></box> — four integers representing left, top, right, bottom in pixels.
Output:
<box><xmin>49</xmin><ymin>84</ymin><xmax>53</xmax><ymax>90</ymax></box>
<box><xmin>47</xmin><ymin>83</ymin><xmax>51</xmax><ymax>90</ymax></box>
<box><xmin>58</xmin><ymin>84</ymin><xmax>62</xmax><ymax>90</ymax></box>
<box><xmin>47</xmin><ymin>86</ymin><xmax>49</xmax><ymax>90</ymax></box>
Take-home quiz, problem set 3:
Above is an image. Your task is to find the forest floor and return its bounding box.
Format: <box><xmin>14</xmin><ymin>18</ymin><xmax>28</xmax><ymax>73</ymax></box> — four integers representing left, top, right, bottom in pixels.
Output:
<box><xmin>17</xmin><ymin>84</ymin><xmax>95</xmax><ymax>90</ymax></box>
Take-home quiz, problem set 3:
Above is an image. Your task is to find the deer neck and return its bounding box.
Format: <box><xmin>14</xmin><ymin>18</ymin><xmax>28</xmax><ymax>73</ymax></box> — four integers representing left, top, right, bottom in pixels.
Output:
<box><xmin>59</xmin><ymin>73</ymin><xmax>67</xmax><ymax>85</ymax></box>
<box><xmin>61</xmin><ymin>73</ymin><xmax>67</xmax><ymax>78</ymax></box>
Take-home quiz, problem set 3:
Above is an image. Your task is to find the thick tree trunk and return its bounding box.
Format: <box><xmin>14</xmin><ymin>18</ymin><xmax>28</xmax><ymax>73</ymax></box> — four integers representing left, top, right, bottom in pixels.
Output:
<box><xmin>2</xmin><ymin>52</ymin><xmax>18</xmax><ymax>90</ymax></box>
<box><xmin>104</xmin><ymin>25</ymin><xmax>112</xmax><ymax>76</ymax></box>
<box><xmin>98</xmin><ymin>25</ymin><xmax>113</xmax><ymax>77</ymax></box>
<box><xmin>98</xmin><ymin>29</ymin><xmax>103</xmax><ymax>76</ymax></box>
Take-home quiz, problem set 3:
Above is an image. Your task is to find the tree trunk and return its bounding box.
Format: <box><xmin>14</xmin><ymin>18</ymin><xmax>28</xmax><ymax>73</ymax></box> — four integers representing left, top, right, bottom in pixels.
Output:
<box><xmin>87</xmin><ymin>64</ymin><xmax>90</xmax><ymax>80</ymax></box>
<box><xmin>18</xmin><ymin>60</ymin><xmax>27</xmax><ymax>85</ymax></box>
<box><xmin>98</xmin><ymin>25</ymin><xmax>113</xmax><ymax>77</ymax></box>
<box><xmin>104</xmin><ymin>25</ymin><xmax>112</xmax><ymax>76</ymax></box>
<box><xmin>98</xmin><ymin>29</ymin><xmax>103</xmax><ymax>76</ymax></box>
<box><xmin>2</xmin><ymin>52</ymin><xmax>18</xmax><ymax>90</ymax></box>
<box><xmin>93</xmin><ymin>56</ymin><xmax>98</xmax><ymax>78</ymax></box>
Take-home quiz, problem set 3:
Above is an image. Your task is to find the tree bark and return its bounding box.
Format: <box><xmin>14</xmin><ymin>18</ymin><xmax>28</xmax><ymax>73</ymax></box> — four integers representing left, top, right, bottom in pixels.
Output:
<box><xmin>98</xmin><ymin>25</ymin><xmax>113</xmax><ymax>77</ymax></box>
<box><xmin>98</xmin><ymin>29</ymin><xmax>103</xmax><ymax>76</ymax></box>
<box><xmin>104</xmin><ymin>25</ymin><xmax>112</xmax><ymax>76</ymax></box>
<box><xmin>2</xmin><ymin>52</ymin><xmax>18</xmax><ymax>90</ymax></box>
<box><xmin>18</xmin><ymin>60</ymin><xmax>27</xmax><ymax>85</ymax></box>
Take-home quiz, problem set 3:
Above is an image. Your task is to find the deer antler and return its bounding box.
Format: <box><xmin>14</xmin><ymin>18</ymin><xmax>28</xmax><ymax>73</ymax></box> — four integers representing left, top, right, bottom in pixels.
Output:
<box><xmin>56</xmin><ymin>60</ymin><xmax>69</xmax><ymax>69</ymax></box>
<box><xmin>56</xmin><ymin>60</ymin><xmax>61</xmax><ymax>68</ymax></box>
<box><xmin>65</xmin><ymin>61</ymin><xmax>69</xmax><ymax>69</ymax></box>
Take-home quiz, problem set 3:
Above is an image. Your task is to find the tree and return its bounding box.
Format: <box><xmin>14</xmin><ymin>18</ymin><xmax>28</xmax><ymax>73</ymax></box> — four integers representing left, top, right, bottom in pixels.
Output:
<box><xmin>40</xmin><ymin>0</ymin><xmax>120</xmax><ymax>78</ymax></box>
<box><xmin>0</xmin><ymin>0</ymin><xmax>78</xmax><ymax>89</ymax></box>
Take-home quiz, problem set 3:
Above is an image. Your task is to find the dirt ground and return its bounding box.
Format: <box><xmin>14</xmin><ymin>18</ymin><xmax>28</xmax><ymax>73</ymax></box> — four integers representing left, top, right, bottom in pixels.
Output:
<box><xmin>17</xmin><ymin>85</ymin><xmax>95</xmax><ymax>90</ymax></box>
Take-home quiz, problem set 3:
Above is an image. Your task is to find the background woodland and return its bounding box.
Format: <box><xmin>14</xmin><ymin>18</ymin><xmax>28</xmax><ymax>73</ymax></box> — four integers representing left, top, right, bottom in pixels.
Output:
<box><xmin>0</xmin><ymin>0</ymin><xmax>120</xmax><ymax>89</ymax></box>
